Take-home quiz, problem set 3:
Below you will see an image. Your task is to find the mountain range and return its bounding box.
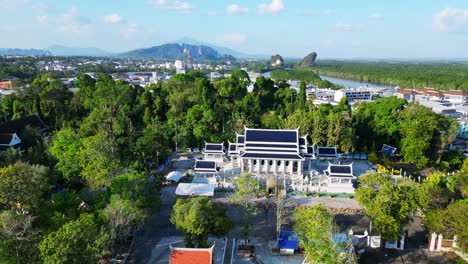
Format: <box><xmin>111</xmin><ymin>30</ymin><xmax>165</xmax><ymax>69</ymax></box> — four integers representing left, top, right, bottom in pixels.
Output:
<box><xmin>119</xmin><ymin>43</ymin><xmax>236</xmax><ymax>61</ymax></box>
<box><xmin>0</xmin><ymin>40</ymin><xmax>258</xmax><ymax>61</ymax></box>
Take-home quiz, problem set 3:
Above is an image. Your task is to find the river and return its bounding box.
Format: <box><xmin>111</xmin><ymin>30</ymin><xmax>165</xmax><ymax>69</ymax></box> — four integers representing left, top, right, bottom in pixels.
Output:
<box><xmin>261</xmin><ymin>70</ymin><xmax>394</xmax><ymax>89</ymax></box>
<box><xmin>318</xmin><ymin>75</ymin><xmax>394</xmax><ymax>89</ymax></box>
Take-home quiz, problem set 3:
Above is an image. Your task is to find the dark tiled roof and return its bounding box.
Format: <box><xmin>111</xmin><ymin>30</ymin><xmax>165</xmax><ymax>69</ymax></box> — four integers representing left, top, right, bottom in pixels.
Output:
<box><xmin>0</xmin><ymin>134</ymin><xmax>14</xmax><ymax>145</ymax></box>
<box><xmin>381</xmin><ymin>144</ymin><xmax>397</xmax><ymax>156</ymax></box>
<box><xmin>229</xmin><ymin>145</ymin><xmax>236</xmax><ymax>151</ymax></box>
<box><xmin>246</xmin><ymin>144</ymin><xmax>298</xmax><ymax>149</ymax></box>
<box><xmin>237</xmin><ymin>135</ymin><xmax>245</xmax><ymax>144</ymax></box>
<box><xmin>317</xmin><ymin>147</ymin><xmax>337</xmax><ymax>157</ymax></box>
<box><xmin>307</xmin><ymin>146</ymin><xmax>314</xmax><ymax>153</ymax></box>
<box><xmin>245</xmin><ymin>129</ymin><xmax>297</xmax><ymax>143</ymax></box>
<box><xmin>299</xmin><ymin>138</ymin><xmax>306</xmax><ymax>145</ymax></box>
<box><xmin>330</xmin><ymin>165</ymin><xmax>352</xmax><ymax>174</ymax></box>
<box><xmin>194</xmin><ymin>161</ymin><xmax>217</xmax><ymax>170</ymax></box>
<box><xmin>0</xmin><ymin>114</ymin><xmax>47</xmax><ymax>134</ymax></box>
<box><xmin>205</xmin><ymin>144</ymin><xmax>223</xmax><ymax>152</ymax></box>
<box><xmin>241</xmin><ymin>153</ymin><xmax>304</xmax><ymax>160</ymax></box>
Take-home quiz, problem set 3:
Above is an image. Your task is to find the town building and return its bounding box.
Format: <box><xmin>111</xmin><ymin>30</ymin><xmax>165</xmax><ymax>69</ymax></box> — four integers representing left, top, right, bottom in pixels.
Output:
<box><xmin>334</xmin><ymin>88</ymin><xmax>372</xmax><ymax>102</ymax></box>
<box><xmin>458</xmin><ymin>118</ymin><xmax>468</xmax><ymax>139</ymax></box>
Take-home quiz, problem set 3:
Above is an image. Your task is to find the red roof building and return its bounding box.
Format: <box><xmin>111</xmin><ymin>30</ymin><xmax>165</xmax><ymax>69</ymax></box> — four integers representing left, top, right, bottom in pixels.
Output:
<box><xmin>169</xmin><ymin>245</ymin><xmax>214</xmax><ymax>264</ymax></box>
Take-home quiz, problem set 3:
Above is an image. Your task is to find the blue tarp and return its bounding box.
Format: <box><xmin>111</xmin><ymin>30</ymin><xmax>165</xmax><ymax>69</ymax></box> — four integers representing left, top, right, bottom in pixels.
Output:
<box><xmin>278</xmin><ymin>231</ymin><xmax>299</xmax><ymax>250</ymax></box>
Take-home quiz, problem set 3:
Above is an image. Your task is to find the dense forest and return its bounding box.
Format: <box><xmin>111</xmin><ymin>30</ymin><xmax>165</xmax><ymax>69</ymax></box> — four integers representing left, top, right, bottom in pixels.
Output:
<box><xmin>315</xmin><ymin>61</ymin><xmax>468</xmax><ymax>91</ymax></box>
<box><xmin>0</xmin><ymin>69</ymin><xmax>462</xmax><ymax>262</ymax></box>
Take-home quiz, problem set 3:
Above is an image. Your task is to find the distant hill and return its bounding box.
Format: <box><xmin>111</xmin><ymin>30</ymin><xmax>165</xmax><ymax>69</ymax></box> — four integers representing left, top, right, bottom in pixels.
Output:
<box><xmin>120</xmin><ymin>43</ymin><xmax>236</xmax><ymax>61</ymax></box>
<box><xmin>270</xmin><ymin>54</ymin><xmax>284</xmax><ymax>66</ymax></box>
<box><xmin>48</xmin><ymin>45</ymin><xmax>113</xmax><ymax>57</ymax></box>
<box><xmin>299</xmin><ymin>52</ymin><xmax>318</xmax><ymax>67</ymax></box>
<box><xmin>0</xmin><ymin>48</ymin><xmax>50</xmax><ymax>56</ymax></box>
<box><xmin>176</xmin><ymin>37</ymin><xmax>258</xmax><ymax>59</ymax></box>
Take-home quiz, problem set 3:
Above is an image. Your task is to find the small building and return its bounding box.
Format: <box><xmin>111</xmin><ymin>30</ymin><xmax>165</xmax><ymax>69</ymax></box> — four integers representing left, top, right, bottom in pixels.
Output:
<box><xmin>323</xmin><ymin>162</ymin><xmax>356</xmax><ymax>194</ymax></box>
<box><xmin>458</xmin><ymin>118</ymin><xmax>468</xmax><ymax>139</ymax></box>
<box><xmin>0</xmin><ymin>133</ymin><xmax>21</xmax><ymax>149</ymax></box>
<box><xmin>169</xmin><ymin>244</ymin><xmax>214</xmax><ymax>264</ymax></box>
<box><xmin>0</xmin><ymin>114</ymin><xmax>48</xmax><ymax>150</ymax></box>
<box><xmin>395</xmin><ymin>89</ymin><xmax>417</xmax><ymax>101</ymax></box>
<box><xmin>278</xmin><ymin>231</ymin><xmax>300</xmax><ymax>255</ymax></box>
<box><xmin>442</xmin><ymin>90</ymin><xmax>467</xmax><ymax>105</ymax></box>
<box><xmin>193</xmin><ymin>160</ymin><xmax>218</xmax><ymax>176</ymax></box>
<box><xmin>203</xmin><ymin>142</ymin><xmax>224</xmax><ymax>161</ymax></box>
<box><xmin>227</xmin><ymin>141</ymin><xmax>240</xmax><ymax>166</ymax></box>
<box><xmin>316</xmin><ymin>146</ymin><xmax>338</xmax><ymax>159</ymax></box>
<box><xmin>381</xmin><ymin>144</ymin><xmax>397</xmax><ymax>156</ymax></box>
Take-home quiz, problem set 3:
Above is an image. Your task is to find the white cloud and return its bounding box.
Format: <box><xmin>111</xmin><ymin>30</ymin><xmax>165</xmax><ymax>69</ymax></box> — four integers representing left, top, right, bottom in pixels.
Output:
<box><xmin>148</xmin><ymin>0</ymin><xmax>193</xmax><ymax>14</ymax></box>
<box><xmin>369</xmin><ymin>13</ymin><xmax>382</xmax><ymax>20</ymax></box>
<box><xmin>37</xmin><ymin>15</ymin><xmax>48</xmax><ymax>24</ymax></box>
<box><xmin>104</xmin><ymin>13</ymin><xmax>123</xmax><ymax>24</ymax></box>
<box><xmin>258</xmin><ymin>0</ymin><xmax>284</xmax><ymax>14</ymax></box>
<box><xmin>58</xmin><ymin>7</ymin><xmax>93</xmax><ymax>35</ymax></box>
<box><xmin>335</xmin><ymin>23</ymin><xmax>364</xmax><ymax>32</ymax></box>
<box><xmin>215</xmin><ymin>33</ymin><xmax>247</xmax><ymax>45</ymax></box>
<box><xmin>0</xmin><ymin>0</ymin><xmax>29</xmax><ymax>10</ymax></box>
<box><xmin>121</xmin><ymin>23</ymin><xmax>139</xmax><ymax>39</ymax></box>
<box><xmin>434</xmin><ymin>8</ymin><xmax>468</xmax><ymax>32</ymax></box>
<box><xmin>227</xmin><ymin>4</ymin><xmax>248</xmax><ymax>15</ymax></box>
<box><xmin>322</xmin><ymin>9</ymin><xmax>335</xmax><ymax>15</ymax></box>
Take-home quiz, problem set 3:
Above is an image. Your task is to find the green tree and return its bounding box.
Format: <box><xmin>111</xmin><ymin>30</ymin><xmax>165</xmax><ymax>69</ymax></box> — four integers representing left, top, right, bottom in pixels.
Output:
<box><xmin>425</xmin><ymin>200</ymin><xmax>468</xmax><ymax>253</ymax></box>
<box><xmin>296</xmin><ymin>81</ymin><xmax>307</xmax><ymax>111</ymax></box>
<box><xmin>171</xmin><ymin>197</ymin><xmax>233</xmax><ymax>248</ymax></box>
<box><xmin>79</xmin><ymin>132</ymin><xmax>121</xmax><ymax>189</ymax></box>
<box><xmin>0</xmin><ymin>163</ymin><xmax>49</xmax><ymax>213</ymax></box>
<box><xmin>355</xmin><ymin>173</ymin><xmax>427</xmax><ymax>240</ymax></box>
<box><xmin>49</xmin><ymin>128</ymin><xmax>81</xmax><ymax>185</ymax></box>
<box><xmin>0</xmin><ymin>211</ymin><xmax>40</xmax><ymax>264</ymax></box>
<box><xmin>39</xmin><ymin>214</ymin><xmax>109</xmax><ymax>264</ymax></box>
<box><xmin>229</xmin><ymin>173</ymin><xmax>259</xmax><ymax>243</ymax></box>
<box><xmin>104</xmin><ymin>195</ymin><xmax>142</xmax><ymax>254</ymax></box>
<box><xmin>294</xmin><ymin>204</ymin><xmax>344</xmax><ymax>264</ymax></box>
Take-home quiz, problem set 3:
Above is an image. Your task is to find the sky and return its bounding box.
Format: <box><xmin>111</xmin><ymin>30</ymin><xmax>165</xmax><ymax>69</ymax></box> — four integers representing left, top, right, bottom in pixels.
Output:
<box><xmin>1</xmin><ymin>0</ymin><xmax>468</xmax><ymax>58</ymax></box>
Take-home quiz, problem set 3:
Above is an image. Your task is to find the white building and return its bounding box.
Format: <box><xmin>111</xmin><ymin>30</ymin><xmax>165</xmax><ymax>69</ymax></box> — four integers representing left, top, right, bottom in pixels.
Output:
<box><xmin>334</xmin><ymin>88</ymin><xmax>372</xmax><ymax>102</ymax></box>
<box><xmin>237</xmin><ymin>127</ymin><xmax>305</xmax><ymax>176</ymax></box>
<box><xmin>203</xmin><ymin>142</ymin><xmax>224</xmax><ymax>161</ymax></box>
<box><xmin>323</xmin><ymin>162</ymin><xmax>356</xmax><ymax>194</ymax></box>
<box><xmin>174</xmin><ymin>60</ymin><xmax>186</xmax><ymax>70</ymax></box>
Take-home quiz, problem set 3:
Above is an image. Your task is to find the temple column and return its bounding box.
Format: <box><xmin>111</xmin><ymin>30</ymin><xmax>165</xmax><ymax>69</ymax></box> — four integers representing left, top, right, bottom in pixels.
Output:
<box><xmin>240</xmin><ymin>158</ymin><xmax>244</xmax><ymax>172</ymax></box>
<box><xmin>266</xmin><ymin>160</ymin><xmax>271</xmax><ymax>174</ymax></box>
<box><xmin>248</xmin><ymin>159</ymin><xmax>253</xmax><ymax>172</ymax></box>
<box><xmin>273</xmin><ymin>160</ymin><xmax>278</xmax><ymax>174</ymax></box>
<box><xmin>289</xmin><ymin>161</ymin><xmax>294</xmax><ymax>175</ymax></box>
<box><xmin>298</xmin><ymin>161</ymin><xmax>303</xmax><ymax>175</ymax></box>
<box><xmin>281</xmin><ymin>161</ymin><xmax>286</xmax><ymax>175</ymax></box>
<box><xmin>257</xmin><ymin>159</ymin><xmax>261</xmax><ymax>173</ymax></box>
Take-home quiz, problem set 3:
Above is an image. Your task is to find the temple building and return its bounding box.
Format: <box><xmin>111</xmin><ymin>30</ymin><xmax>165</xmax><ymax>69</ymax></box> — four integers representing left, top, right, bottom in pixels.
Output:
<box><xmin>235</xmin><ymin>127</ymin><xmax>306</xmax><ymax>176</ymax></box>
<box><xmin>323</xmin><ymin>162</ymin><xmax>356</xmax><ymax>194</ymax></box>
<box><xmin>203</xmin><ymin>142</ymin><xmax>224</xmax><ymax>161</ymax></box>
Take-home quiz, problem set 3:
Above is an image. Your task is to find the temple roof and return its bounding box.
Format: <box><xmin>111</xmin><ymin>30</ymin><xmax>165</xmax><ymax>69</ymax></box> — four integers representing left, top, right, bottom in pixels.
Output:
<box><xmin>324</xmin><ymin>162</ymin><xmax>355</xmax><ymax>178</ymax></box>
<box><xmin>317</xmin><ymin>146</ymin><xmax>337</xmax><ymax>157</ymax></box>
<box><xmin>203</xmin><ymin>142</ymin><xmax>224</xmax><ymax>153</ymax></box>
<box><xmin>194</xmin><ymin>160</ymin><xmax>218</xmax><ymax>173</ymax></box>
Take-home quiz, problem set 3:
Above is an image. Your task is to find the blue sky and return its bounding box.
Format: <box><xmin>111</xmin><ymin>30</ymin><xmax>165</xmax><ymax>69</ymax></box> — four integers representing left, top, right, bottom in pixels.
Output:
<box><xmin>1</xmin><ymin>0</ymin><xmax>468</xmax><ymax>58</ymax></box>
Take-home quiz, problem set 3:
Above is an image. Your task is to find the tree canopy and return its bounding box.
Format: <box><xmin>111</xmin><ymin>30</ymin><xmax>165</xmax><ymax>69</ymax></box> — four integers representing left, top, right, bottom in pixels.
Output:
<box><xmin>171</xmin><ymin>197</ymin><xmax>233</xmax><ymax>248</ymax></box>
